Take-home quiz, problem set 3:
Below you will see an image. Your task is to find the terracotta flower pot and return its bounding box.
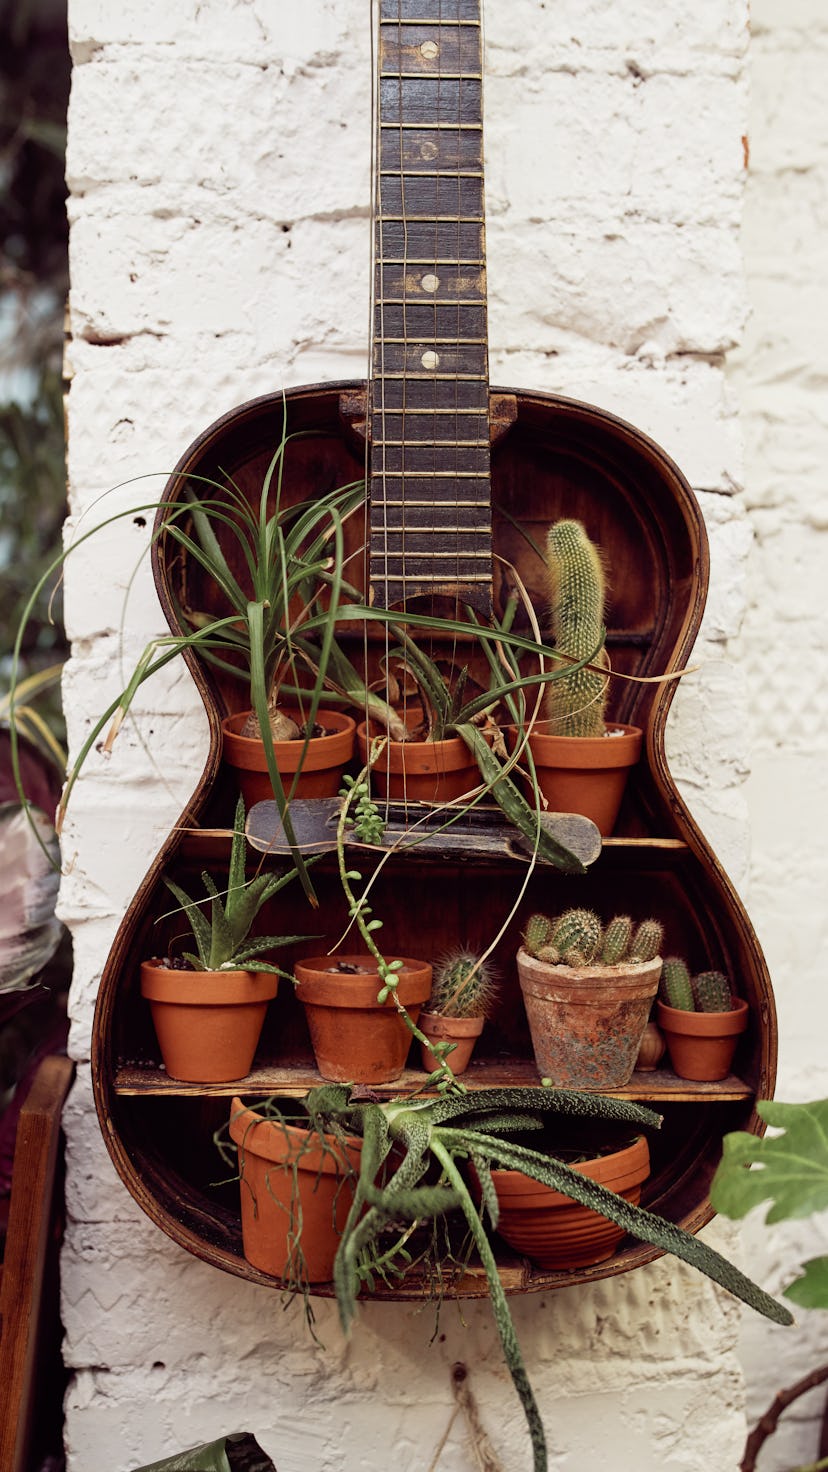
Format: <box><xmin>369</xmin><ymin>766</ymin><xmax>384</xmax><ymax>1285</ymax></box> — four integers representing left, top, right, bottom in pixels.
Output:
<box><xmin>221</xmin><ymin>708</ymin><xmax>356</xmax><ymax>808</ymax></box>
<box><xmin>516</xmin><ymin>946</ymin><xmax>662</xmax><ymax>1090</ymax></box>
<box><xmin>481</xmin><ymin>1134</ymin><xmax>651</xmax><ymax>1270</ymax></box>
<box><xmin>513</xmin><ymin>723</ymin><xmax>642</xmax><ymax>836</ymax></box>
<box><xmin>294</xmin><ymin>954</ymin><xmax>432</xmax><ymax>1083</ymax></box>
<box><xmin>357</xmin><ymin>722</ymin><xmax>479</xmax><ymax>803</ymax></box>
<box><xmin>419</xmin><ymin>1011</ymin><xmax>485</xmax><ymax>1076</ymax></box>
<box><xmin>140</xmin><ymin>961</ymin><xmax>278</xmax><ymax>1083</ymax></box>
<box><xmin>656</xmin><ymin>998</ymin><xmax>749</xmax><ymax>1081</ymax></box>
<box><xmin>229</xmin><ymin>1098</ymin><xmax>362</xmax><ymax>1283</ymax></box>
<box><xmin>635</xmin><ymin>1019</ymin><xmax>667</xmax><ymax>1072</ymax></box>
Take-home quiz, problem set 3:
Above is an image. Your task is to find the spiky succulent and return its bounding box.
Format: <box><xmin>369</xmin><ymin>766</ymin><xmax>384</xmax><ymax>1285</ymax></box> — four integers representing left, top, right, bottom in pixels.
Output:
<box><xmin>542</xmin><ymin>518</ymin><xmax>608</xmax><ymax>737</ymax></box>
<box><xmin>659</xmin><ymin>959</ymin><xmax>736</xmax><ymax>1013</ymax></box>
<box><xmin>163</xmin><ymin>796</ymin><xmax>310</xmax><ymax>972</ymax></box>
<box><xmin>521</xmin><ymin>908</ymin><xmax>662</xmax><ymax>970</ymax></box>
<box><xmin>427</xmin><ymin>949</ymin><xmax>499</xmax><ymax>1019</ymax></box>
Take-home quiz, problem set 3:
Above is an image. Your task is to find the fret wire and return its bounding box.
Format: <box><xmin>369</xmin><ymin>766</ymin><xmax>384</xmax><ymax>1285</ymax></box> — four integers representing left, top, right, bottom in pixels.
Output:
<box><xmin>379</xmin><ymin>215</ymin><xmax>483</xmax><ymax>224</ymax></box>
<box><xmin>377</xmin><ymin>438</ymin><xmax>484</xmax><ymax>446</ymax></box>
<box><xmin>372</xmin><ymin>550</ymin><xmax>492</xmax><ymax>559</ymax></box>
<box><xmin>371</xmin><ymin>498</ymin><xmax>488</xmax><ymax>507</ymax></box>
<box><xmin>376</xmin><ymin>257</ymin><xmax>485</xmax><ymax>264</ymax></box>
<box><xmin>375</xmin><ymin>372</ymin><xmax>487</xmax><ymax>380</ymax></box>
<box><xmin>379</xmin><ymin>72</ymin><xmax>483</xmax><ymax>80</ymax></box>
<box><xmin>379</xmin><ymin>169</ymin><xmax>485</xmax><ymax>177</ymax></box>
<box><xmin>379</xmin><ymin>122</ymin><xmax>482</xmax><ymax>130</ymax></box>
<box><xmin>379</xmin><ymin>20</ymin><xmax>481</xmax><ymax>27</ymax></box>
<box><xmin>377</xmin><ymin>336</ymin><xmax>488</xmax><ymax>344</ymax></box>
<box><xmin>374</xmin><ymin>469</ymin><xmax>487</xmax><ymax>479</ymax></box>
<box><xmin>371</xmin><ymin>572</ymin><xmax>493</xmax><ymax>583</ymax></box>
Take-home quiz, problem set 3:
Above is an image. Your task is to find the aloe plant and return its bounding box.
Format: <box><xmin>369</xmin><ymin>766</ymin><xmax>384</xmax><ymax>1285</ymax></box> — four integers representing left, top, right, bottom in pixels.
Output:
<box><xmin>222</xmin><ymin>1083</ymin><xmax>792</xmax><ymax>1472</ymax></box>
<box><xmin>162</xmin><ymin>797</ymin><xmax>311</xmax><ymax>973</ymax></box>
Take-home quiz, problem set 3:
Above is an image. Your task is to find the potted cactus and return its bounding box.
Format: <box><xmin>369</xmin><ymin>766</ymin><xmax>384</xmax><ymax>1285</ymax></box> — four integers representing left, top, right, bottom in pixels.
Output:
<box><xmin>516</xmin><ymin>908</ymin><xmax>663</xmax><ymax>1089</ymax></box>
<box><xmin>656</xmin><ymin>958</ymin><xmax>748</xmax><ymax>1081</ymax></box>
<box><xmin>141</xmin><ymin>797</ymin><xmax>310</xmax><ymax>1082</ymax></box>
<box><xmin>418</xmin><ymin>948</ymin><xmax>499</xmax><ymax>1076</ymax></box>
<box><xmin>519</xmin><ymin>518</ymin><xmax>642</xmax><ymax>835</ymax></box>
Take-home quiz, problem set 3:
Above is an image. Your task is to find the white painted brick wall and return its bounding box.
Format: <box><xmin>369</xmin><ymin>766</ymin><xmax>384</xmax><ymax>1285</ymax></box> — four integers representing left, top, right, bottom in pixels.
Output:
<box><xmin>61</xmin><ymin>1</ymin><xmax>775</xmax><ymax>1467</ymax></box>
<box><xmin>728</xmin><ymin>1</ymin><xmax>828</xmax><ymax>1465</ymax></box>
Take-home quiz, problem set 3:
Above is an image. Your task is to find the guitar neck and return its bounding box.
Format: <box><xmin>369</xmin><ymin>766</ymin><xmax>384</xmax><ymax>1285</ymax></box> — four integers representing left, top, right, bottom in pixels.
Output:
<box><xmin>369</xmin><ymin>0</ymin><xmax>493</xmax><ymax>614</ymax></box>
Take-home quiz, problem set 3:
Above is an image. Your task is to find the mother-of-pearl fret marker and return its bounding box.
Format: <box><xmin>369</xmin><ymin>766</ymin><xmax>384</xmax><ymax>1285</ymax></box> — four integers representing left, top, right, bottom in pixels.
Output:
<box><xmin>421</xmin><ymin>140</ymin><xmax>438</xmax><ymax>160</ymax></box>
<box><xmin>421</xmin><ymin>350</ymin><xmax>440</xmax><ymax>369</ymax></box>
<box><xmin>421</xmin><ymin>273</ymin><xmax>439</xmax><ymax>292</ymax></box>
<box><xmin>420</xmin><ymin>41</ymin><xmax>439</xmax><ymax>58</ymax></box>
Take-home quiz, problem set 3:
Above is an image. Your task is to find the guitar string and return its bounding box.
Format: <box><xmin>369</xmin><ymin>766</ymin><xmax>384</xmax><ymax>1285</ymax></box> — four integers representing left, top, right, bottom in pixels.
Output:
<box><xmin>396</xmin><ymin>0</ymin><xmax>409</xmax><ymax>751</ymax></box>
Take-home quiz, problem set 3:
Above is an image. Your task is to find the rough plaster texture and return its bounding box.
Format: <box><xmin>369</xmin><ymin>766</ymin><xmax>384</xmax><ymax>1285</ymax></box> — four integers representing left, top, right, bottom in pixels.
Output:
<box><xmin>58</xmin><ymin>1</ymin><xmax>792</xmax><ymax>1468</ymax></box>
<box><xmin>727</xmin><ymin>0</ymin><xmax>828</xmax><ymax>1464</ymax></box>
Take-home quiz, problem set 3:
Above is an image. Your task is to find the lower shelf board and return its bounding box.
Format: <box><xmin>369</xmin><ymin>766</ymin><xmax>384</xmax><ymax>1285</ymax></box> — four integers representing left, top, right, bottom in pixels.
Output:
<box><xmin>112</xmin><ymin>1057</ymin><xmax>753</xmax><ymax>1102</ymax></box>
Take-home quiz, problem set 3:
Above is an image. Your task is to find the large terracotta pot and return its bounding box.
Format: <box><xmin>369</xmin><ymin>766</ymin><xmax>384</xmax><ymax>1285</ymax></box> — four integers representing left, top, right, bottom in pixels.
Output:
<box><xmin>140</xmin><ymin>961</ymin><xmax>278</xmax><ymax>1083</ymax></box>
<box><xmin>656</xmin><ymin>998</ymin><xmax>749</xmax><ymax>1081</ymax></box>
<box><xmin>357</xmin><ymin>723</ymin><xmax>479</xmax><ymax>803</ymax></box>
<box><xmin>516</xmin><ymin>946</ymin><xmax>662</xmax><ymax>1090</ymax></box>
<box><xmin>418</xmin><ymin>1011</ymin><xmax>485</xmax><ymax>1076</ymax></box>
<box><xmin>221</xmin><ymin>708</ymin><xmax>356</xmax><ymax>808</ymax></box>
<box><xmin>481</xmin><ymin>1134</ymin><xmax>651</xmax><ymax>1270</ymax></box>
<box><xmin>294</xmin><ymin>954</ymin><xmax>432</xmax><ymax>1083</ymax></box>
<box><xmin>513</xmin><ymin>723</ymin><xmax>642</xmax><ymax>836</ymax></box>
<box><xmin>229</xmin><ymin>1098</ymin><xmax>362</xmax><ymax>1283</ymax></box>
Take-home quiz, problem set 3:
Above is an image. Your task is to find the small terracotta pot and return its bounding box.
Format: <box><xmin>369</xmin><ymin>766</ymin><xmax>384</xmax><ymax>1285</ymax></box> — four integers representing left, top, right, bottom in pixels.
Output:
<box><xmin>419</xmin><ymin>1011</ymin><xmax>485</xmax><ymax>1076</ymax></box>
<box><xmin>294</xmin><ymin>954</ymin><xmax>432</xmax><ymax>1083</ymax></box>
<box><xmin>481</xmin><ymin>1134</ymin><xmax>650</xmax><ymax>1270</ymax></box>
<box><xmin>221</xmin><ymin>708</ymin><xmax>356</xmax><ymax>808</ymax></box>
<box><xmin>516</xmin><ymin>946</ymin><xmax>662</xmax><ymax>1090</ymax></box>
<box><xmin>656</xmin><ymin>998</ymin><xmax>749</xmax><ymax>1081</ymax></box>
<box><xmin>140</xmin><ymin>961</ymin><xmax>278</xmax><ymax>1083</ymax></box>
<box><xmin>512</xmin><ymin>723</ymin><xmax>642</xmax><ymax>836</ymax></box>
<box><xmin>357</xmin><ymin>723</ymin><xmax>479</xmax><ymax>803</ymax></box>
<box><xmin>635</xmin><ymin>1020</ymin><xmax>667</xmax><ymax>1072</ymax></box>
<box><xmin>229</xmin><ymin>1098</ymin><xmax>362</xmax><ymax>1282</ymax></box>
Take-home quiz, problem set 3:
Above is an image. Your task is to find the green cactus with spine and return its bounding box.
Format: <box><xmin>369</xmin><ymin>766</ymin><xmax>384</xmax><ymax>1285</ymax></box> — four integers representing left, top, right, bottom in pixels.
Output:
<box><xmin>543</xmin><ymin>518</ymin><xmax>608</xmax><ymax>737</ymax></box>
<box><xmin>522</xmin><ymin>913</ymin><xmax>552</xmax><ymax>958</ymax></box>
<box><xmin>629</xmin><ymin>919</ymin><xmax>664</xmax><ymax>964</ymax></box>
<box><xmin>693</xmin><ymin>970</ymin><xmax>733</xmax><ymax>1013</ymax></box>
<box><xmin>601</xmin><ymin>915</ymin><xmax>632</xmax><ymax>965</ymax></box>
<box><xmin>659</xmin><ymin>956</ymin><xmax>694</xmax><ymax>1011</ymax></box>
<box><xmin>427</xmin><ymin>949</ymin><xmax>499</xmax><ymax>1019</ymax></box>
<box><xmin>522</xmin><ymin>908</ymin><xmax>663</xmax><ymax>970</ymax></box>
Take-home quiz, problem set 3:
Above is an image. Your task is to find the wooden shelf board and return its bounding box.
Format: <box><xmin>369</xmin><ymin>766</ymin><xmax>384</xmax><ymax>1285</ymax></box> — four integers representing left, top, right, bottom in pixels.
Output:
<box><xmin>113</xmin><ymin>1057</ymin><xmax>751</xmax><ymax>1102</ymax></box>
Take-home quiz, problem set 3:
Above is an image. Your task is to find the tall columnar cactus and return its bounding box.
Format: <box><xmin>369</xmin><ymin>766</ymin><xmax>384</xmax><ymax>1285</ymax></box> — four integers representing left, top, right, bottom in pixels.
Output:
<box><xmin>601</xmin><ymin>915</ymin><xmax>632</xmax><ymax>965</ymax></box>
<box><xmin>428</xmin><ymin>949</ymin><xmax>499</xmax><ymax>1019</ymax></box>
<box><xmin>693</xmin><ymin>970</ymin><xmax>733</xmax><ymax>1013</ymax></box>
<box><xmin>629</xmin><ymin>919</ymin><xmax>665</xmax><ymax>964</ymax></box>
<box><xmin>659</xmin><ymin>957</ymin><xmax>695</xmax><ymax>1011</ymax></box>
<box><xmin>543</xmin><ymin>518</ymin><xmax>608</xmax><ymax>737</ymax></box>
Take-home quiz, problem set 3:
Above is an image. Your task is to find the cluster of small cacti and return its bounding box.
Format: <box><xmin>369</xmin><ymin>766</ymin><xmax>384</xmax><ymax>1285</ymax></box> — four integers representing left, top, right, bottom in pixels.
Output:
<box><xmin>542</xmin><ymin>518</ymin><xmax>608</xmax><ymax>737</ymax></box>
<box><xmin>427</xmin><ymin>948</ymin><xmax>499</xmax><ymax>1019</ymax></box>
<box><xmin>659</xmin><ymin>957</ymin><xmax>735</xmax><ymax>1012</ymax></box>
<box><xmin>521</xmin><ymin>908</ymin><xmax>663</xmax><ymax>968</ymax></box>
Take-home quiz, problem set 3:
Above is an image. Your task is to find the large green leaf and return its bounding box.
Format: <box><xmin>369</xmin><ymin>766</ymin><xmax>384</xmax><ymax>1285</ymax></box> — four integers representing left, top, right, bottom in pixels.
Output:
<box><xmin>710</xmin><ymin>1099</ymin><xmax>828</xmax><ymax>1224</ymax></box>
<box><xmin>785</xmin><ymin>1256</ymin><xmax>828</xmax><ymax>1309</ymax></box>
<box><xmin>134</xmin><ymin>1430</ymin><xmax>276</xmax><ymax>1470</ymax></box>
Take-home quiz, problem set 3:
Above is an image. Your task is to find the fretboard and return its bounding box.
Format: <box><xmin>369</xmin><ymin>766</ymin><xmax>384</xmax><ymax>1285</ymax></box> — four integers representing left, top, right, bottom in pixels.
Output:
<box><xmin>369</xmin><ymin>0</ymin><xmax>492</xmax><ymax>614</ymax></box>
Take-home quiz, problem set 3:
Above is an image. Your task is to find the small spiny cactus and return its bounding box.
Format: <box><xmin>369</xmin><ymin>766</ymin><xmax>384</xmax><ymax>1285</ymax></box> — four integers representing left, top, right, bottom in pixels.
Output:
<box><xmin>629</xmin><ymin>919</ymin><xmax>664</xmax><ymax>964</ymax></box>
<box><xmin>543</xmin><ymin>519</ymin><xmax>608</xmax><ymax>737</ymax></box>
<box><xmin>549</xmin><ymin>908</ymin><xmax>602</xmax><ymax>965</ymax></box>
<box><xmin>601</xmin><ymin>915</ymin><xmax>632</xmax><ymax>965</ymax></box>
<box><xmin>659</xmin><ymin>957</ymin><xmax>696</xmax><ymax>1011</ymax></box>
<box><xmin>428</xmin><ymin>949</ymin><xmax>499</xmax><ymax>1019</ymax></box>
<box><xmin>693</xmin><ymin>970</ymin><xmax>733</xmax><ymax>1013</ymax></box>
<box><xmin>523</xmin><ymin>913</ymin><xmax>553</xmax><ymax>959</ymax></box>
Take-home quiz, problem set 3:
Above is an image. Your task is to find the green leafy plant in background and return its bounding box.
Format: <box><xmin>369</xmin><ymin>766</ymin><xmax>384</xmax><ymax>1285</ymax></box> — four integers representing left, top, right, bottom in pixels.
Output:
<box><xmin>711</xmin><ymin>1099</ymin><xmax>828</xmax><ymax>1471</ymax></box>
<box><xmin>135</xmin><ymin>1431</ymin><xmax>275</xmax><ymax>1472</ymax></box>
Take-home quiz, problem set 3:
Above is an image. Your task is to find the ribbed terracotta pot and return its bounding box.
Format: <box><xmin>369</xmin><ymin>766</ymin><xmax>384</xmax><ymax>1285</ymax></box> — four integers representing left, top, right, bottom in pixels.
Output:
<box><xmin>419</xmin><ymin>1011</ymin><xmax>485</xmax><ymax>1076</ymax></box>
<box><xmin>635</xmin><ymin>1019</ymin><xmax>667</xmax><ymax>1072</ymax></box>
<box><xmin>140</xmin><ymin>961</ymin><xmax>278</xmax><ymax>1083</ymax></box>
<box><xmin>221</xmin><ymin>708</ymin><xmax>356</xmax><ymax>808</ymax></box>
<box><xmin>357</xmin><ymin>723</ymin><xmax>479</xmax><ymax>803</ymax></box>
<box><xmin>656</xmin><ymin>998</ymin><xmax>749</xmax><ymax>1081</ymax></box>
<box><xmin>516</xmin><ymin>946</ymin><xmax>662</xmax><ymax>1090</ymax></box>
<box><xmin>229</xmin><ymin>1098</ymin><xmax>362</xmax><ymax>1282</ymax></box>
<box><xmin>482</xmin><ymin>1134</ymin><xmax>650</xmax><ymax>1270</ymax></box>
<box><xmin>294</xmin><ymin>955</ymin><xmax>432</xmax><ymax>1083</ymax></box>
<box><xmin>514</xmin><ymin>723</ymin><xmax>642</xmax><ymax>836</ymax></box>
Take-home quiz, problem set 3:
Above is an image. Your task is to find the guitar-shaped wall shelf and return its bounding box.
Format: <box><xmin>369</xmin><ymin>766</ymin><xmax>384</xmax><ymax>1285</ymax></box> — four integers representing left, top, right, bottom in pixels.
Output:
<box><xmin>92</xmin><ymin>0</ymin><xmax>776</xmax><ymax>1297</ymax></box>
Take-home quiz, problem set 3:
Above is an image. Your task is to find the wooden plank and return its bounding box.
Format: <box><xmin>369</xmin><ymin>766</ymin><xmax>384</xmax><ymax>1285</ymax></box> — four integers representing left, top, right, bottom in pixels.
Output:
<box><xmin>0</xmin><ymin>1055</ymin><xmax>74</xmax><ymax>1472</ymax></box>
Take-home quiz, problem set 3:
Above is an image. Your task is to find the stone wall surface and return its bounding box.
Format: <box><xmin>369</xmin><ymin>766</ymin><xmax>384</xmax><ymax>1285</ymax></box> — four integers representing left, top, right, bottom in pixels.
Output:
<box><xmin>59</xmin><ymin>0</ymin><xmax>804</xmax><ymax>1468</ymax></box>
